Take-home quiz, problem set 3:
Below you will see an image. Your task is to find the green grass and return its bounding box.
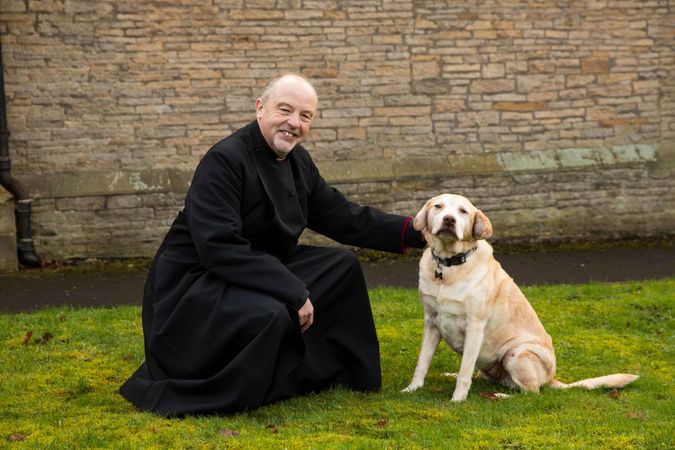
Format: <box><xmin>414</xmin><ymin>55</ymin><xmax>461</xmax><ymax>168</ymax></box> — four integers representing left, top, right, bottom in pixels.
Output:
<box><xmin>1</xmin><ymin>279</ymin><xmax>673</xmax><ymax>449</ymax></box>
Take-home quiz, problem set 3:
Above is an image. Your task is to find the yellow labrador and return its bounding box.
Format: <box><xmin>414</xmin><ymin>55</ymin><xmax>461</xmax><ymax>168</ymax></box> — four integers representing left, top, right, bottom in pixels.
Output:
<box><xmin>402</xmin><ymin>194</ymin><xmax>638</xmax><ymax>401</ymax></box>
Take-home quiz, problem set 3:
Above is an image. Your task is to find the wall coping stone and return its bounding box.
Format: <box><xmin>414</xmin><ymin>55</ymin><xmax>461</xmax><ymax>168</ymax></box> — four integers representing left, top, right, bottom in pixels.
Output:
<box><xmin>15</xmin><ymin>144</ymin><xmax>665</xmax><ymax>199</ymax></box>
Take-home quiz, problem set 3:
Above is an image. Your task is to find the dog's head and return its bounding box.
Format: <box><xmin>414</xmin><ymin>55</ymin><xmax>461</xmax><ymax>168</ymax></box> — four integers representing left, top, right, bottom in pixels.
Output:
<box><xmin>414</xmin><ymin>194</ymin><xmax>492</xmax><ymax>243</ymax></box>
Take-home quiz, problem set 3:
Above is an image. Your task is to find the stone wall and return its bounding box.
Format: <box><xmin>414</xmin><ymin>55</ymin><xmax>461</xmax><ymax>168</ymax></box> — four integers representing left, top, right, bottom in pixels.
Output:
<box><xmin>0</xmin><ymin>188</ymin><xmax>18</xmax><ymax>271</ymax></box>
<box><xmin>0</xmin><ymin>0</ymin><xmax>673</xmax><ymax>262</ymax></box>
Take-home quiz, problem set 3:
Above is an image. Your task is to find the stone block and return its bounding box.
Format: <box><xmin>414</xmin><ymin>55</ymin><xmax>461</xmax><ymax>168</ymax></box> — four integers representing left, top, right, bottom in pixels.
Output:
<box><xmin>0</xmin><ymin>195</ymin><xmax>18</xmax><ymax>272</ymax></box>
<box><xmin>55</xmin><ymin>196</ymin><xmax>106</xmax><ymax>211</ymax></box>
<box><xmin>656</xmin><ymin>140</ymin><xmax>675</xmax><ymax>167</ymax></box>
<box><xmin>516</xmin><ymin>75</ymin><xmax>565</xmax><ymax>93</ymax></box>
<box><xmin>0</xmin><ymin>190</ymin><xmax>15</xmax><ymax>230</ymax></box>
<box><xmin>447</xmin><ymin>154</ymin><xmax>503</xmax><ymax>175</ymax></box>
<box><xmin>457</xmin><ymin>111</ymin><xmax>500</xmax><ymax>126</ymax></box>
<box><xmin>599</xmin><ymin>117</ymin><xmax>646</xmax><ymax>127</ymax></box>
<box><xmin>0</xmin><ymin>234</ymin><xmax>18</xmax><ymax>272</ymax></box>
<box><xmin>318</xmin><ymin>160</ymin><xmax>394</xmax><ymax>183</ymax></box>
<box><xmin>581</xmin><ymin>58</ymin><xmax>609</xmax><ymax>74</ymax></box>
<box><xmin>393</xmin><ymin>156</ymin><xmax>450</xmax><ymax>178</ymax></box>
<box><xmin>470</xmin><ymin>79</ymin><xmax>515</xmax><ymax>94</ymax></box>
<box><xmin>556</xmin><ymin>148</ymin><xmax>601</xmax><ymax>168</ymax></box>
<box><xmin>106</xmin><ymin>194</ymin><xmax>143</xmax><ymax>210</ymax></box>
<box><xmin>498</xmin><ymin>150</ymin><xmax>559</xmax><ymax>172</ymax></box>
<box><xmin>434</xmin><ymin>98</ymin><xmax>467</xmax><ymax>113</ymax></box>
<box><xmin>412</xmin><ymin>60</ymin><xmax>440</xmax><ymax>80</ymax></box>
<box><xmin>28</xmin><ymin>0</ymin><xmax>64</xmax><ymax>13</ymax></box>
<box><xmin>493</xmin><ymin>102</ymin><xmax>546</xmax><ymax>112</ymax></box>
<box><xmin>482</xmin><ymin>64</ymin><xmax>505</xmax><ymax>78</ymax></box>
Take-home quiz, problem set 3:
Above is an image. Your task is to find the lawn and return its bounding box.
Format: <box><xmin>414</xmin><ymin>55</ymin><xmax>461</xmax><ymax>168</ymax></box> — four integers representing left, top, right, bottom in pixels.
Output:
<box><xmin>1</xmin><ymin>278</ymin><xmax>673</xmax><ymax>449</ymax></box>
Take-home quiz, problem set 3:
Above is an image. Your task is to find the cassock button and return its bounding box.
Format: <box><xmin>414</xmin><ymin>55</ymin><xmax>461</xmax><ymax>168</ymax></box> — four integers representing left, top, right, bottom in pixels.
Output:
<box><xmin>289</xmin><ymin>191</ymin><xmax>296</xmax><ymax>197</ymax></box>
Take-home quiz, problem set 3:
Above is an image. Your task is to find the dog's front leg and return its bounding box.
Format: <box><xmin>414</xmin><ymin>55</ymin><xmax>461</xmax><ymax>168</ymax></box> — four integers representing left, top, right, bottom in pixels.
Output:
<box><xmin>402</xmin><ymin>314</ymin><xmax>441</xmax><ymax>392</ymax></box>
<box><xmin>451</xmin><ymin>319</ymin><xmax>485</xmax><ymax>402</ymax></box>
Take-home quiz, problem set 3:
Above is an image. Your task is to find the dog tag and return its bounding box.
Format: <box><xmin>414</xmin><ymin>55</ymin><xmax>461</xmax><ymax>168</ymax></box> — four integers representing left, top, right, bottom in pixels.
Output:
<box><xmin>435</xmin><ymin>268</ymin><xmax>443</xmax><ymax>279</ymax></box>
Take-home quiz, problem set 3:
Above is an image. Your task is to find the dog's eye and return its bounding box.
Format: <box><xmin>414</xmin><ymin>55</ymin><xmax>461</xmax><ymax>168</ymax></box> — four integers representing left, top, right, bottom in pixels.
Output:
<box><xmin>459</xmin><ymin>208</ymin><xmax>468</xmax><ymax>214</ymax></box>
<box><xmin>434</xmin><ymin>204</ymin><xmax>442</xmax><ymax>209</ymax></box>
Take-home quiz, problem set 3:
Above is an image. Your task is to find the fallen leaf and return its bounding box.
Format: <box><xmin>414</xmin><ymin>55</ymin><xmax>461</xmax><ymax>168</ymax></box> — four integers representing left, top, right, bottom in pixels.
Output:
<box><xmin>265</xmin><ymin>424</ymin><xmax>279</xmax><ymax>434</ymax></box>
<box><xmin>8</xmin><ymin>434</ymin><xmax>27</xmax><ymax>442</ymax></box>
<box><xmin>480</xmin><ymin>392</ymin><xmax>510</xmax><ymax>400</ymax></box>
<box><xmin>22</xmin><ymin>331</ymin><xmax>33</xmax><ymax>345</ymax></box>
<box><xmin>122</xmin><ymin>354</ymin><xmax>133</xmax><ymax>361</ymax></box>
<box><xmin>218</xmin><ymin>428</ymin><xmax>239</xmax><ymax>438</ymax></box>
<box><xmin>609</xmin><ymin>388</ymin><xmax>620</xmax><ymax>399</ymax></box>
<box><xmin>375</xmin><ymin>419</ymin><xmax>388</xmax><ymax>428</ymax></box>
<box><xmin>480</xmin><ymin>392</ymin><xmax>499</xmax><ymax>400</ymax></box>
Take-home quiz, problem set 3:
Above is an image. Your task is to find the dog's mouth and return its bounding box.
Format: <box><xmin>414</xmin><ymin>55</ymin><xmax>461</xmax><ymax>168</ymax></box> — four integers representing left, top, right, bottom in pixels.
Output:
<box><xmin>433</xmin><ymin>226</ymin><xmax>458</xmax><ymax>239</ymax></box>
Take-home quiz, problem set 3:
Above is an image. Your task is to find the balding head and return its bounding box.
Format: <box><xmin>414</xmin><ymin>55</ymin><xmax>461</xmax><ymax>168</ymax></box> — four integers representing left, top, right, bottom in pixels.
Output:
<box><xmin>260</xmin><ymin>74</ymin><xmax>318</xmax><ymax>105</ymax></box>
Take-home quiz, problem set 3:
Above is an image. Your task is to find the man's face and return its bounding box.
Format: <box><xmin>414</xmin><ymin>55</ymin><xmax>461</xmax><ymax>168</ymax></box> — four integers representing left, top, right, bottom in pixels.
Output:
<box><xmin>256</xmin><ymin>77</ymin><xmax>317</xmax><ymax>159</ymax></box>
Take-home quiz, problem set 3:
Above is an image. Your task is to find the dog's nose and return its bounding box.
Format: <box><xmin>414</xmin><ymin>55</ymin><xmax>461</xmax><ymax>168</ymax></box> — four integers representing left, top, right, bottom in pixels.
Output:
<box><xmin>442</xmin><ymin>215</ymin><xmax>455</xmax><ymax>225</ymax></box>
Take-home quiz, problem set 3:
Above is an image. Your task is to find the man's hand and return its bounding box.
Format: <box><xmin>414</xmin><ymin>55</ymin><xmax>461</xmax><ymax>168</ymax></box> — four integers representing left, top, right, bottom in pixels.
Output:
<box><xmin>298</xmin><ymin>298</ymin><xmax>314</xmax><ymax>333</ymax></box>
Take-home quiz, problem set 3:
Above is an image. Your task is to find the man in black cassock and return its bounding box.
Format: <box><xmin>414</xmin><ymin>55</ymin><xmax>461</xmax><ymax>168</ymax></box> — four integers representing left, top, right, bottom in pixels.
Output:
<box><xmin>120</xmin><ymin>74</ymin><xmax>425</xmax><ymax>416</ymax></box>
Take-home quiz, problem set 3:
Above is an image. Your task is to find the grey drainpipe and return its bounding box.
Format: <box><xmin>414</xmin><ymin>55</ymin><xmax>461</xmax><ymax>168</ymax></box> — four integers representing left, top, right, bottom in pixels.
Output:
<box><xmin>0</xmin><ymin>41</ymin><xmax>40</xmax><ymax>267</ymax></box>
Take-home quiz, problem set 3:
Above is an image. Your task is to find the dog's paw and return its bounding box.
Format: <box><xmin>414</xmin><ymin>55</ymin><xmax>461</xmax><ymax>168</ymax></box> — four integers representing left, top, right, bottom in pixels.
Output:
<box><xmin>401</xmin><ymin>383</ymin><xmax>422</xmax><ymax>393</ymax></box>
<box><xmin>451</xmin><ymin>390</ymin><xmax>468</xmax><ymax>402</ymax></box>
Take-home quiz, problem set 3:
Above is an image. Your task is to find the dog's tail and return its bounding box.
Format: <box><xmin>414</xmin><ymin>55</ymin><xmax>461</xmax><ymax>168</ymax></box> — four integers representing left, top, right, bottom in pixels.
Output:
<box><xmin>549</xmin><ymin>373</ymin><xmax>639</xmax><ymax>390</ymax></box>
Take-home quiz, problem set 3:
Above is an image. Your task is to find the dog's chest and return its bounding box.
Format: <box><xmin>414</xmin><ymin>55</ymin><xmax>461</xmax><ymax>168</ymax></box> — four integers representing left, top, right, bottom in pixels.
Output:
<box><xmin>420</xmin><ymin>284</ymin><xmax>470</xmax><ymax>353</ymax></box>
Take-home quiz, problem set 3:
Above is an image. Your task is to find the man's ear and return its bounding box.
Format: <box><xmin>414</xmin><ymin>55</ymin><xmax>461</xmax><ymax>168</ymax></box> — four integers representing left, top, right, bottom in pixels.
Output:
<box><xmin>255</xmin><ymin>98</ymin><xmax>264</xmax><ymax>119</ymax></box>
<box><xmin>472</xmin><ymin>210</ymin><xmax>493</xmax><ymax>240</ymax></box>
<box><xmin>413</xmin><ymin>202</ymin><xmax>429</xmax><ymax>231</ymax></box>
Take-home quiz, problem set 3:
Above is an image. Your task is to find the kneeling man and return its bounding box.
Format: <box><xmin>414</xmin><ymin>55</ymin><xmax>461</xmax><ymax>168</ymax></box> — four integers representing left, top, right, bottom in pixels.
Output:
<box><xmin>120</xmin><ymin>74</ymin><xmax>424</xmax><ymax>416</ymax></box>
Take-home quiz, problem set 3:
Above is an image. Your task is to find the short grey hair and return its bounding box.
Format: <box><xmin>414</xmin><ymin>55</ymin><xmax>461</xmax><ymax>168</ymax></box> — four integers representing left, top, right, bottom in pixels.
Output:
<box><xmin>260</xmin><ymin>73</ymin><xmax>316</xmax><ymax>103</ymax></box>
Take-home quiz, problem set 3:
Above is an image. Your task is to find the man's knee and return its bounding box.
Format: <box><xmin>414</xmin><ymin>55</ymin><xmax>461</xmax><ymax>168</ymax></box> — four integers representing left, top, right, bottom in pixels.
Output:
<box><xmin>329</xmin><ymin>247</ymin><xmax>361</xmax><ymax>270</ymax></box>
<box><xmin>233</xmin><ymin>292</ymin><xmax>296</xmax><ymax>338</ymax></box>
<box><xmin>258</xmin><ymin>300</ymin><xmax>295</xmax><ymax>333</ymax></box>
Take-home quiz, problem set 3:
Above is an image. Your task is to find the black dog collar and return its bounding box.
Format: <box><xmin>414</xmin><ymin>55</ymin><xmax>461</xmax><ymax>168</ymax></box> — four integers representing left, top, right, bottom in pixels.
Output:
<box><xmin>431</xmin><ymin>246</ymin><xmax>477</xmax><ymax>279</ymax></box>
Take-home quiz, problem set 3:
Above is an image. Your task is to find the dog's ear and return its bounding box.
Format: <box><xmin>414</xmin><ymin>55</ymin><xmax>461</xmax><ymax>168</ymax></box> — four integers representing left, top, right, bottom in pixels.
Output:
<box><xmin>413</xmin><ymin>202</ymin><xmax>429</xmax><ymax>231</ymax></box>
<box><xmin>472</xmin><ymin>210</ymin><xmax>493</xmax><ymax>240</ymax></box>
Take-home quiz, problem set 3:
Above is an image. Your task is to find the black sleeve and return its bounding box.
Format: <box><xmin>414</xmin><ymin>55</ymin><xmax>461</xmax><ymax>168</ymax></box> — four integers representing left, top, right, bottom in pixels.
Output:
<box><xmin>184</xmin><ymin>149</ymin><xmax>308</xmax><ymax>310</ymax></box>
<box><xmin>306</xmin><ymin>161</ymin><xmax>425</xmax><ymax>252</ymax></box>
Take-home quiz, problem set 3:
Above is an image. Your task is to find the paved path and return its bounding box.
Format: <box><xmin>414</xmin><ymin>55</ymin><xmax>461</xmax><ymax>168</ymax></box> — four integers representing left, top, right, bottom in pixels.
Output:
<box><xmin>1</xmin><ymin>245</ymin><xmax>673</xmax><ymax>313</ymax></box>
<box><xmin>362</xmin><ymin>245</ymin><xmax>675</xmax><ymax>288</ymax></box>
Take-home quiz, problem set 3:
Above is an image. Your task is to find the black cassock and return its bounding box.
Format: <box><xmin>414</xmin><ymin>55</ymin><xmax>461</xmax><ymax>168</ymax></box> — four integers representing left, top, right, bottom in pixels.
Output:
<box><xmin>120</xmin><ymin>121</ymin><xmax>424</xmax><ymax>416</ymax></box>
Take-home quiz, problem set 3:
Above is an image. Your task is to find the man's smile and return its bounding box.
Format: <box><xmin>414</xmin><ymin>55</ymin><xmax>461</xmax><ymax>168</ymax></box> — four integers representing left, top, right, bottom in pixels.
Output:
<box><xmin>279</xmin><ymin>129</ymin><xmax>298</xmax><ymax>138</ymax></box>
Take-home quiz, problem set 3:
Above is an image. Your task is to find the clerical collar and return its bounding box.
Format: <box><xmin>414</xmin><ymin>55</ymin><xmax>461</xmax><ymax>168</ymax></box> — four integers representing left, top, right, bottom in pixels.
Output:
<box><xmin>431</xmin><ymin>246</ymin><xmax>477</xmax><ymax>279</ymax></box>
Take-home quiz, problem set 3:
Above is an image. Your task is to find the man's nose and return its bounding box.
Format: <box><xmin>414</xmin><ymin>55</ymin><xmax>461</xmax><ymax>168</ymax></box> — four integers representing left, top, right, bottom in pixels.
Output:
<box><xmin>286</xmin><ymin>113</ymin><xmax>300</xmax><ymax>128</ymax></box>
